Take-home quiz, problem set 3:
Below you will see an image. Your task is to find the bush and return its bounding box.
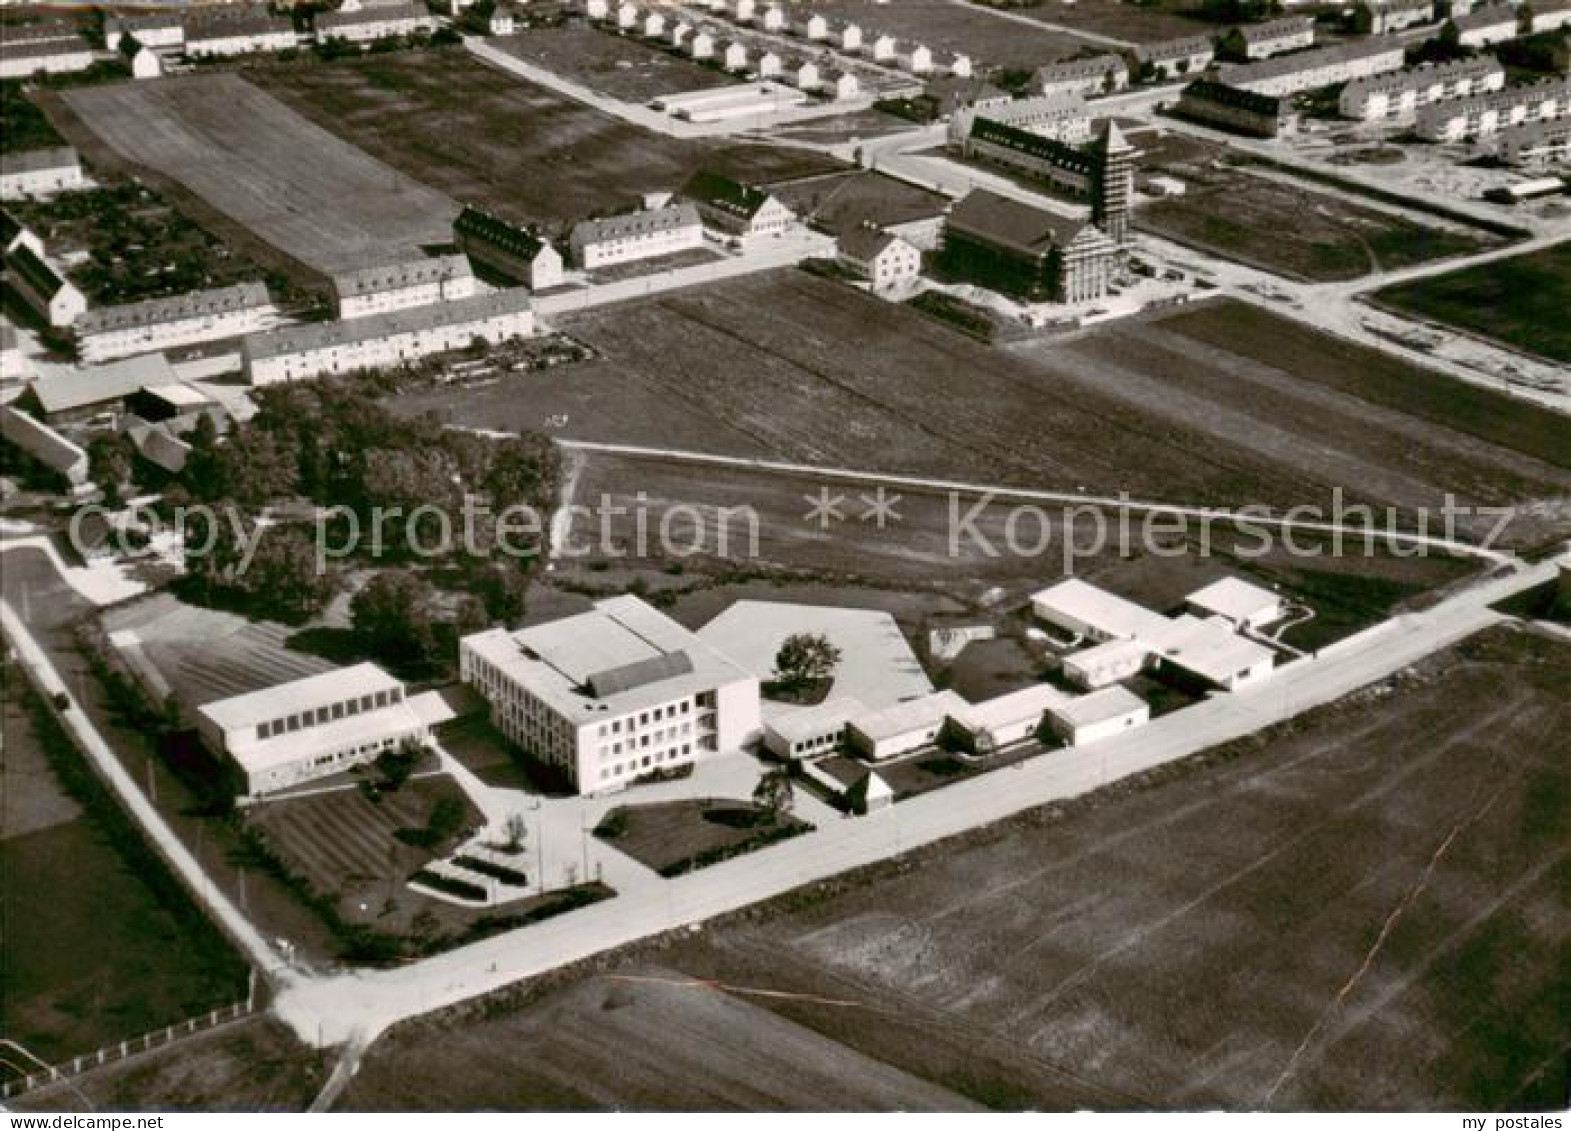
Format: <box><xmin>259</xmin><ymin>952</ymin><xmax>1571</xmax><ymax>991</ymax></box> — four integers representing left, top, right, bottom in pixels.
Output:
<box><xmin>411</xmin><ymin>869</ymin><xmax>487</xmax><ymax>902</ymax></box>
<box><xmin>453</xmin><ymin>855</ymin><xmax>528</xmax><ymax>885</ymax></box>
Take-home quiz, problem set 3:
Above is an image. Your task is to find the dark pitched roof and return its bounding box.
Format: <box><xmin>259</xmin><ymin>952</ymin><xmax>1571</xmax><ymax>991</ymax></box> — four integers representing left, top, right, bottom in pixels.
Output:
<box><xmin>946</xmin><ymin>189</ymin><xmax>1091</xmax><ymax>258</ymax></box>
<box><xmin>4</xmin><ymin>243</ymin><xmax>68</xmax><ymax>300</ymax></box>
<box><xmin>454</xmin><ymin>205</ymin><xmax>550</xmax><ymax>259</ymax></box>
<box><xmin>970</xmin><ymin>116</ymin><xmax>1094</xmax><ymax>177</ymax></box>
<box><xmin>1134</xmin><ymin>35</ymin><xmax>1215</xmax><ymax>62</ymax></box>
<box><xmin>0</xmin><ymin>207</ymin><xmax>22</xmax><ymax>248</ymax></box>
<box><xmin>839</xmin><ymin>224</ymin><xmax>904</xmax><ymax>262</ymax></box>
<box><xmin>680</xmin><ymin>169</ymin><xmax>777</xmax><ymax>220</ymax></box>
<box><xmin>0</xmin><ymin>146</ymin><xmax>79</xmax><ymax>176</ymax></box>
<box><xmin>1182</xmin><ymin>78</ymin><xmax>1287</xmax><ymax>115</ymax></box>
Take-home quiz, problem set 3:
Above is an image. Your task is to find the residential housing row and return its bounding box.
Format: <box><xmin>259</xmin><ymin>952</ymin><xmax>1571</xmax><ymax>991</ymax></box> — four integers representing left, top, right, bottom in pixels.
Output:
<box><xmin>1414</xmin><ymin>74</ymin><xmax>1571</xmax><ymax>139</ymax></box>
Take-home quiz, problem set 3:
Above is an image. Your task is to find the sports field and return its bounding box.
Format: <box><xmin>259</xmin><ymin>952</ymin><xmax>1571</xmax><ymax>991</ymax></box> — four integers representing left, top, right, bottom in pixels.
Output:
<box><xmin>341</xmin><ymin>624</ymin><xmax>1571</xmax><ymax>1110</ymax></box>
<box><xmin>60</xmin><ymin>74</ymin><xmax>459</xmax><ymax>276</ymax></box>
<box><xmin>1370</xmin><ymin>242</ymin><xmax>1571</xmax><ymax>364</ymax></box>
<box><xmin>248</xmin><ymin>50</ymin><xmax>846</xmax><ymax>234</ymax></box>
<box><xmin>396</xmin><ymin>271</ymin><xmax>1571</xmax><ymax>546</ymax></box>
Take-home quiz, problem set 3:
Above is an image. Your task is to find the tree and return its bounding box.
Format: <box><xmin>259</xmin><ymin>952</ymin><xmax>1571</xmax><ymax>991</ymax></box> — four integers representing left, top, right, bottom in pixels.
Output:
<box><xmin>426</xmin><ymin>795</ymin><xmax>467</xmax><ymax>847</ymax></box>
<box><xmin>87</xmin><ymin>433</ymin><xmax>135</xmax><ymax>505</ymax></box>
<box><xmin>350</xmin><ymin>569</ymin><xmax>442</xmax><ymax>672</ymax></box>
<box><xmin>246</xmin><ymin>525</ymin><xmax>337</xmax><ymax>619</ymax></box>
<box><xmin>774</xmin><ymin>633</ymin><xmax>842</xmax><ymax>691</ymax></box>
<box><xmin>502</xmin><ymin>812</ymin><xmax>528</xmax><ymax>853</ymax></box>
<box><xmin>375</xmin><ymin>737</ymin><xmax>424</xmax><ymax>790</ymax></box>
<box><xmin>752</xmin><ymin>766</ymin><xmax>794</xmax><ymax>821</ymax></box>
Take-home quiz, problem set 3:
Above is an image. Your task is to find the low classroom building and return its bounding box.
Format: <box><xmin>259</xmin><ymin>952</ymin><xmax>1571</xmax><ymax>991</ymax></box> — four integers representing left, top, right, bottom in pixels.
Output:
<box><xmin>946</xmin><ymin>682</ymin><xmax>1072</xmax><ymax>753</ymax></box>
<box><xmin>242</xmin><ymin>288</ymin><xmax>536</xmax><ymax>385</ymax></box>
<box><xmin>18</xmin><ymin>353</ymin><xmax>181</xmax><ymax>427</ymax></box>
<box><xmin>76</xmin><ymin>282</ymin><xmax>278</xmax><ymax>363</ymax></box>
<box><xmin>846</xmin><ymin>690</ymin><xmax>970</xmax><ymax>761</ymax></box>
<box><xmin>460</xmin><ymin>595</ymin><xmax>762</xmax><ymax>795</ymax></box>
<box><xmin>1046</xmin><ymin>685</ymin><xmax>1149</xmax><ymax>746</ymax></box>
<box><xmin>1185</xmin><ymin>576</ymin><xmax>1284</xmax><ymax>629</ymax></box>
<box><xmin>762</xmin><ymin>697</ymin><xmax>866</xmax><ymax>760</ymax></box>
<box><xmin>196</xmin><ymin>663</ymin><xmax>430</xmax><ymax>797</ymax></box>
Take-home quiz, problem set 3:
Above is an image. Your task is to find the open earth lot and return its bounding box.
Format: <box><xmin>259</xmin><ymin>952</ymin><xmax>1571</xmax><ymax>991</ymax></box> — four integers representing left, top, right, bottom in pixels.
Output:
<box><xmin>399</xmin><ymin>270</ymin><xmax>1571</xmax><ymax>544</ymax></box>
<box><xmin>1369</xmin><ymin>241</ymin><xmax>1571</xmax><ymax>365</ymax></box>
<box><xmin>495</xmin><ymin>24</ymin><xmax>736</xmax><ymax>101</ymax></box>
<box><xmin>1133</xmin><ymin>130</ymin><xmax>1503</xmax><ymax>282</ymax></box>
<box><xmin>246</xmin><ymin>49</ymin><xmax>847</xmax><ymax>235</ymax></box>
<box><xmin>340</xmin><ymin>623</ymin><xmax>1571</xmax><ymax>1110</ymax></box>
<box><xmin>807</xmin><ymin>0</ymin><xmax>1094</xmax><ymax>70</ymax></box>
<box><xmin>56</xmin><ymin>73</ymin><xmax>459</xmax><ymax>277</ymax></box>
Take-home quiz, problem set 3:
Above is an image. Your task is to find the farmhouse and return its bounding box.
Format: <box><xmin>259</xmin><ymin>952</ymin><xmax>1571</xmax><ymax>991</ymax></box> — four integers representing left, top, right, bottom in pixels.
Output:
<box><xmin>947</xmin><ymin>683</ymin><xmax>1072</xmax><ymax>753</ymax></box>
<box><xmin>616</xmin><ymin>0</ymin><xmax>640</xmax><ymax>28</ymax></box>
<box><xmin>940</xmin><ymin>51</ymin><xmax>973</xmax><ymax>78</ymax></box>
<box><xmin>1185</xmin><ymin>576</ymin><xmax>1284</xmax><ymax>629</ymax></box>
<box><xmin>0</xmin><ymin>36</ymin><xmax>94</xmax><ymax>79</ymax></box>
<box><xmin>846</xmin><ymin>691</ymin><xmax>969</xmax><ymax>761</ymax></box>
<box><xmin>762</xmin><ymin>5</ymin><xmax>787</xmax><ymax>31</ymax></box>
<box><xmin>762</xmin><ymin>698</ymin><xmax>866</xmax><ymax>760</ymax></box>
<box><xmin>643</xmin><ymin>9</ymin><xmax>667</xmax><ymax>37</ymax></box>
<box><xmin>942</xmin><ymin>189</ymin><xmax>1118</xmax><ymax>303</ymax></box>
<box><xmin>1353</xmin><ymin>0</ymin><xmax>1436</xmax><ymax>33</ymax></box>
<box><xmin>460</xmin><ymin>595</ymin><xmax>762</xmax><ymax>794</ymax></box>
<box><xmin>569</xmin><ymin>203</ymin><xmax>705</xmax><ymax>269</ymax></box>
<box><xmin>3</xmin><ymin>244</ymin><xmax>86</xmax><ymax>328</ymax></box>
<box><xmin>0</xmin><ymin>404</ymin><xmax>89</xmax><ymax>491</ymax></box>
<box><xmin>19</xmin><ymin>353</ymin><xmax>181</xmax><ymax>428</ymax></box>
<box><xmin>1340</xmin><ymin>56</ymin><xmax>1505</xmax><ymax>120</ymax></box>
<box><xmin>127</xmin><ymin>43</ymin><xmax>163</xmax><ymax>80</ymax></box>
<box><xmin>1177</xmin><ymin>79</ymin><xmax>1298</xmax><ymax>137</ymax></box>
<box><xmin>949</xmin><ymin>92</ymin><xmax>1092</xmax><ymax>148</ymax></box>
<box><xmin>801</xmin><ymin>12</ymin><xmax>830</xmax><ymax>39</ymax></box>
<box><xmin>242</xmin><ymin>288</ymin><xmax>535</xmax><ymax>384</ymax></box>
<box><xmin>1132</xmin><ymin>35</ymin><xmax>1216</xmax><ymax>80</ymax></box>
<box><xmin>0</xmin><ymin>147</ymin><xmax>85</xmax><ymax>201</ymax></box>
<box><xmin>315</xmin><ymin>3</ymin><xmax>438</xmax><ymax>43</ymax></box>
<box><xmin>1046</xmin><ymin>685</ymin><xmax>1149</xmax><ymax>746</ymax></box>
<box><xmin>105</xmin><ymin>12</ymin><xmax>186</xmax><ymax>51</ymax></box>
<box><xmin>838</xmin><ymin>225</ymin><xmax>921</xmax><ymax>290</ymax></box>
<box><xmin>681</xmin><ymin>170</ymin><xmax>796</xmax><ymax>238</ymax></box>
<box><xmin>687</xmin><ymin>28</ymin><xmax>716</xmax><ymax>59</ymax></box>
<box><xmin>76</xmin><ymin>282</ymin><xmax>278</xmax><ymax>363</ymax></box>
<box><xmin>1222</xmin><ymin>16</ymin><xmax>1315</xmax><ymax>60</ymax></box>
<box><xmin>331</xmin><ymin>254</ymin><xmax>478</xmax><ymax>319</ymax></box>
<box><xmin>1031</xmin><ymin>54</ymin><xmax>1129</xmax><ymax>98</ymax></box>
<box><xmin>184</xmin><ymin>7</ymin><xmax>298</xmax><ymax>57</ymax></box>
<box><xmin>1448</xmin><ymin>3</ymin><xmax>1521</xmax><ymax>46</ymax></box>
<box><xmin>454</xmin><ymin>205</ymin><xmax>565</xmax><ymax>290</ymax></box>
<box><xmin>783</xmin><ymin>57</ymin><xmax>820</xmax><ymax>89</ymax></box>
<box><xmin>197</xmin><ymin>663</ymin><xmax>430</xmax><ymax>797</ymax></box>
<box><xmin>823</xmin><ymin>69</ymin><xmax>860</xmax><ymax>100</ymax></box>
<box><xmin>1492</xmin><ymin>115</ymin><xmax>1571</xmax><ymax>162</ymax></box>
<box><xmin>869</xmin><ymin>33</ymin><xmax>898</xmax><ymax>61</ymax></box>
<box><xmin>723</xmin><ymin>38</ymin><xmax>750</xmax><ymax>71</ymax></box>
<box><xmin>1415</xmin><ymin>76</ymin><xmax>1571</xmax><ymax>139</ymax></box>
<box><xmin>1218</xmin><ymin>39</ymin><xmax>1407</xmax><ymax>96</ymax></box>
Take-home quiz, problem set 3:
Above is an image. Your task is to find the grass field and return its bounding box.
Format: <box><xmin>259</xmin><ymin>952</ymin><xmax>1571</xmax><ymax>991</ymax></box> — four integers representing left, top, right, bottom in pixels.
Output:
<box><xmin>596</xmin><ymin>798</ymin><xmax>812</xmax><ymax>876</ymax></box>
<box><xmin>342</xmin><ymin>624</ymin><xmax>1571</xmax><ymax>1111</ymax></box>
<box><xmin>12</xmin><ymin>1018</ymin><xmax>329</xmax><ymax>1114</ymax></box>
<box><xmin>808</xmin><ymin>0</ymin><xmax>1094</xmax><ymax>69</ymax></box>
<box><xmin>496</xmin><ymin>25</ymin><xmax>736</xmax><ymax>100</ymax></box>
<box><xmin>59</xmin><ymin>73</ymin><xmax>459</xmax><ymax>277</ymax></box>
<box><xmin>247</xmin><ymin>50</ymin><xmax>847</xmax><ymax>235</ymax></box>
<box><xmin>400</xmin><ymin>270</ymin><xmax>1571</xmax><ymax>545</ymax></box>
<box><xmin>1134</xmin><ymin>136</ymin><xmax>1501</xmax><ymax>281</ymax></box>
<box><xmin>0</xmin><ymin>659</ymin><xmax>249</xmax><ymax>1069</ymax></box>
<box><xmin>993</xmin><ymin>0</ymin><xmax>1218</xmax><ymax>42</ymax></box>
<box><xmin>1370</xmin><ymin>242</ymin><xmax>1571</xmax><ymax>365</ymax></box>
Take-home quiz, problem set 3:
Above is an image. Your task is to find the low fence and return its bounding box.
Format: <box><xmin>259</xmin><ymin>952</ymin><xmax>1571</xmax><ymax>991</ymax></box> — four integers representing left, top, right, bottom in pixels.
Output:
<box><xmin>1</xmin><ymin>997</ymin><xmax>256</xmax><ymax>1100</ymax></box>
